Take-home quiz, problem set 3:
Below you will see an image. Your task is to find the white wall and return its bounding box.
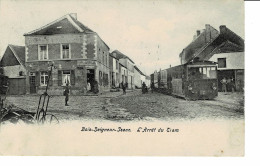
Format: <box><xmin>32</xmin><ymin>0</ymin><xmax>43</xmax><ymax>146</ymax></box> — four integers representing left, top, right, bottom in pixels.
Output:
<box><xmin>140</xmin><ymin>75</ymin><xmax>145</xmax><ymax>84</ymax></box>
<box><xmin>209</xmin><ymin>52</ymin><xmax>244</xmax><ymax>70</ymax></box>
<box><xmin>145</xmin><ymin>77</ymin><xmax>151</xmax><ymax>88</ymax></box>
<box><xmin>134</xmin><ymin>68</ymin><xmax>141</xmax><ymax>88</ymax></box>
<box><xmin>3</xmin><ymin>65</ymin><xmax>26</xmax><ymax>78</ymax></box>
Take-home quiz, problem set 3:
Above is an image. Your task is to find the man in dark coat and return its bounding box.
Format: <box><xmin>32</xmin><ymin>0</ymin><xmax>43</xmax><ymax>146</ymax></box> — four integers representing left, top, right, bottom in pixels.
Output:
<box><xmin>64</xmin><ymin>83</ymin><xmax>70</xmax><ymax>106</ymax></box>
<box><xmin>121</xmin><ymin>82</ymin><xmax>126</xmax><ymax>95</ymax></box>
<box><xmin>142</xmin><ymin>82</ymin><xmax>147</xmax><ymax>94</ymax></box>
<box><xmin>151</xmin><ymin>82</ymin><xmax>154</xmax><ymax>93</ymax></box>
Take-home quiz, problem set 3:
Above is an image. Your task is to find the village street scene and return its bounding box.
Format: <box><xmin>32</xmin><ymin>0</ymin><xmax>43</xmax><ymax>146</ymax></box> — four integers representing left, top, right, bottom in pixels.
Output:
<box><xmin>0</xmin><ymin>1</ymin><xmax>244</xmax><ymax>124</ymax></box>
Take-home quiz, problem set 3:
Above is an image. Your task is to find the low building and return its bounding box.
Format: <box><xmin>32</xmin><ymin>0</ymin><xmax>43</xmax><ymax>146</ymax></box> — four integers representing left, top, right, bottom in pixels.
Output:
<box><xmin>145</xmin><ymin>76</ymin><xmax>151</xmax><ymax>88</ymax></box>
<box><xmin>119</xmin><ymin>63</ymin><xmax>127</xmax><ymax>87</ymax></box>
<box><xmin>0</xmin><ymin>45</ymin><xmax>26</xmax><ymax>95</ymax></box>
<box><xmin>109</xmin><ymin>53</ymin><xmax>120</xmax><ymax>88</ymax></box>
<box><xmin>134</xmin><ymin>65</ymin><xmax>145</xmax><ymax>88</ymax></box>
<box><xmin>209</xmin><ymin>52</ymin><xmax>244</xmax><ymax>92</ymax></box>
<box><xmin>112</xmin><ymin>50</ymin><xmax>135</xmax><ymax>89</ymax></box>
<box><xmin>23</xmin><ymin>13</ymin><xmax>110</xmax><ymax>95</ymax></box>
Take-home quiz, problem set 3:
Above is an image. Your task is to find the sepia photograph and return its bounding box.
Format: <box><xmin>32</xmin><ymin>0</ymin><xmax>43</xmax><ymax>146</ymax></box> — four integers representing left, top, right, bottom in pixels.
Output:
<box><xmin>0</xmin><ymin>0</ymin><xmax>244</xmax><ymax>156</ymax></box>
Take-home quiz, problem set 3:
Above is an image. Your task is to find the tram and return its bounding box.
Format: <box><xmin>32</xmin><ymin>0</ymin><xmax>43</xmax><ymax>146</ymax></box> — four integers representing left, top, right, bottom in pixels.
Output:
<box><xmin>151</xmin><ymin>60</ymin><xmax>218</xmax><ymax>100</ymax></box>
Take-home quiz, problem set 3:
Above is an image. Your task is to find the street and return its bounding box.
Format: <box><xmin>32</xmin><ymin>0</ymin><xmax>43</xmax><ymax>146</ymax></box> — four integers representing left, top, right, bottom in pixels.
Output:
<box><xmin>5</xmin><ymin>90</ymin><xmax>244</xmax><ymax>122</ymax></box>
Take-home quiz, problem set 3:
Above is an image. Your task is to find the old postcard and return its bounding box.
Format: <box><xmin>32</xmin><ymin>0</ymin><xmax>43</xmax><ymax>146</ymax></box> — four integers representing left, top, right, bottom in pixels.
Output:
<box><xmin>0</xmin><ymin>0</ymin><xmax>244</xmax><ymax>156</ymax></box>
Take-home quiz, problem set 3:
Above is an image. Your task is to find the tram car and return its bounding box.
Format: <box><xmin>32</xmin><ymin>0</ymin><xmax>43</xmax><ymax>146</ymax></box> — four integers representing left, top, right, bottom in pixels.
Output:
<box><xmin>151</xmin><ymin>60</ymin><xmax>218</xmax><ymax>100</ymax></box>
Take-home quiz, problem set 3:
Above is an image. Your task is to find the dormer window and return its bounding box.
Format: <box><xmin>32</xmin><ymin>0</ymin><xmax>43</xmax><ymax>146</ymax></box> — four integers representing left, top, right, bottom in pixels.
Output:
<box><xmin>38</xmin><ymin>45</ymin><xmax>48</xmax><ymax>60</ymax></box>
<box><xmin>61</xmin><ymin>44</ymin><xmax>71</xmax><ymax>59</ymax></box>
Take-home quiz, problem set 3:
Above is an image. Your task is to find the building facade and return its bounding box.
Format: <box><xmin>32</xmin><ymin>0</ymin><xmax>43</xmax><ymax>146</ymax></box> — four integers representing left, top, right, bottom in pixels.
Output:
<box><xmin>119</xmin><ymin>63</ymin><xmax>127</xmax><ymax>87</ymax></box>
<box><xmin>0</xmin><ymin>45</ymin><xmax>26</xmax><ymax>95</ymax></box>
<box><xmin>209</xmin><ymin>52</ymin><xmax>244</xmax><ymax>92</ymax></box>
<box><xmin>109</xmin><ymin>53</ymin><xmax>120</xmax><ymax>88</ymax></box>
<box><xmin>112</xmin><ymin>50</ymin><xmax>135</xmax><ymax>89</ymax></box>
<box><xmin>134</xmin><ymin>65</ymin><xmax>146</xmax><ymax>88</ymax></box>
<box><xmin>24</xmin><ymin>13</ymin><xmax>110</xmax><ymax>95</ymax></box>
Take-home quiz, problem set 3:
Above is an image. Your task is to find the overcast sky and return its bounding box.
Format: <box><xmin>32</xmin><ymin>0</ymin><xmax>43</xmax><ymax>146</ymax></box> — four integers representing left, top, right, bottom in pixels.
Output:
<box><xmin>0</xmin><ymin>0</ymin><xmax>244</xmax><ymax>75</ymax></box>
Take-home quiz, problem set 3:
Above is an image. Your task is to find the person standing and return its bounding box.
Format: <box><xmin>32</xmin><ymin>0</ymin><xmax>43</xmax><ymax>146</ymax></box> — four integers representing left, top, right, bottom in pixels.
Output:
<box><xmin>121</xmin><ymin>82</ymin><xmax>126</xmax><ymax>95</ymax></box>
<box><xmin>221</xmin><ymin>77</ymin><xmax>227</xmax><ymax>93</ymax></box>
<box><xmin>142</xmin><ymin>82</ymin><xmax>146</xmax><ymax>94</ymax></box>
<box><xmin>64</xmin><ymin>83</ymin><xmax>70</xmax><ymax>106</ymax></box>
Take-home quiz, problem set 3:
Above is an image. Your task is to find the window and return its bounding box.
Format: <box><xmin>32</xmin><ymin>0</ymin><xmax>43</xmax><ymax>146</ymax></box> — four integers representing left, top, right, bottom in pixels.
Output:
<box><xmin>116</xmin><ymin>61</ymin><xmax>119</xmax><ymax>70</ymax></box>
<box><xmin>218</xmin><ymin>58</ymin><xmax>226</xmax><ymax>68</ymax></box>
<box><xmin>62</xmin><ymin>70</ymin><xmax>71</xmax><ymax>85</ymax></box>
<box><xmin>40</xmin><ymin>71</ymin><xmax>49</xmax><ymax>86</ymax></box>
<box><xmin>188</xmin><ymin>66</ymin><xmax>217</xmax><ymax>80</ymax></box>
<box><xmin>39</xmin><ymin>45</ymin><xmax>48</xmax><ymax>60</ymax></box>
<box><xmin>61</xmin><ymin>44</ymin><xmax>70</xmax><ymax>59</ymax></box>
<box><xmin>103</xmin><ymin>54</ymin><xmax>105</xmax><ymax>65</ymax></box>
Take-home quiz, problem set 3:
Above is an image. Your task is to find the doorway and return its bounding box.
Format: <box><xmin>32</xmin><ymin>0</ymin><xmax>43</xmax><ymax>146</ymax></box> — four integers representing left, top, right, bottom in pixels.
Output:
<box><xmin>29</xmin><ymin>76</ymin><xmax>36</xmax><ymax>93</ymax></box>
<box><xmin>87</xmin><ymin>69</ymin><xmax>95</xmax><ymax>91</ymax></box>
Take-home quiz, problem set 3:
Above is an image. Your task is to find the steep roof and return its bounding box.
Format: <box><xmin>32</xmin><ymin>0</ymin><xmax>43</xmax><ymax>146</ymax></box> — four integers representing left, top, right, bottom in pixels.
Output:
<box><xmin>180</xmin><ymin>24</ymin><xmax>244</xmax><ymax>64</ymax></box>
<box><xmin>24</xmin><ymin>13</ymin><xmax>94</xmax><ymax>36</ymax></box>
<box><xmin>193</xmin><ymin>25</ymin><xmax>244</xmax><ymax>61</ymax></box>
<box><xmin>9</xmin><ymin>45</ymin><xmax>25</xmax><ymax>65</ymax></box>
<box><xmin>24</xmin><ymin>13</ymin><xmax>110</xmax><ymax>50</ymax></box>
<box><xmin>112</xmin><ymin>50</ymin><xmax>135</xmax><ymax>64</ymax></box>
<box><xmin>0</xmin><ymin>45</ymin><xmax>25</xmax><ymax>67</ymax></box>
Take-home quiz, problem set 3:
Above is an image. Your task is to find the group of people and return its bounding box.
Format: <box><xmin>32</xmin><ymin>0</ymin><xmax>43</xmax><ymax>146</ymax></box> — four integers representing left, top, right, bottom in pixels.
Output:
<box><xmin>220</xmin><ymin>77</ymin><xmax>235</xmax><ymax>93</ymax></box>
<box><xmin>120</xmin><ymin>81</ymin><xmax>151</xmax><ymax>95</ymax></box>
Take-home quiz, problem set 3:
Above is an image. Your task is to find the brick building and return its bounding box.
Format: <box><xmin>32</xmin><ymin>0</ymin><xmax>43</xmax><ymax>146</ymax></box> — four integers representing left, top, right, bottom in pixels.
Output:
<box><xmin>24</xmin><ymin>13</ymin><xmax>110</xmax><ymax>95</ymax></box>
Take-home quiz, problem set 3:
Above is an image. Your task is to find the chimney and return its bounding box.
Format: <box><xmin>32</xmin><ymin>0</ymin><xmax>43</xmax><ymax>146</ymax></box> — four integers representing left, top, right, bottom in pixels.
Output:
<box><xmin>220</xmin><ymin>25</ymin><xmax>227</xmax><ymax>34</ymax></box>
<box><xmin>205</xmin><ymin>24</ymin><xmax>210</xmax><ymax>31</ymax></box>
<box><xmin>193</xmin><ymin>35</ymin><xmax>197</xmax><ymax>41</ymax></box>
<box><xmin>70</xmin><ymin>13</ymin><xmax>77</xmax><ymax>20</ymax></box>
<box><xmin>196</xmin><ymin>30</ymin><xmax>200</xmax><ymax>36</ymax></box>
<box><xmin>205</xmin><ymin>24</ymin><xmax>211</xmax><ymax>43</ymax></box>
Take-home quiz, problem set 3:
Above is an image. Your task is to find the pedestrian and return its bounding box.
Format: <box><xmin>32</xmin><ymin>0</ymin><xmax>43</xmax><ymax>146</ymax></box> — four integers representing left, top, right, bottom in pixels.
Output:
<box><xmin>121</xmin><ymin>82</ymin><xmax>126</xmax><ymax>95</ymax></box>
<box><xmin>64</xmin><ymin>83</ymin><xmax>70</xmax><ymax>106</ymax></box>
<box><xmin>230</xmin><ymin>78</ymin><xmax>235</xmax><ymax>92</ymax></box>
<box><xmin>93</xmin><ymin>80</ymin><xmax>99</xmax><ymax>94</ymax></box>
<box><xmin>124</xmin><ymin>82</ymin><xmax>128</xmax><ymax>94</ymax></box>
<box><xmin>220</xmin><ymin>77</ymin><xmax>227</xmax><ymax>93</ymax></box>
<box><xmin>142</xmin><ymin>82</ymin><xmax>147</xmax><ymax>94</ymax></box>
<box><xmin>151</xmin><ymin>82</ymin><xmax>154</xmax><ymax>93</ymax></box>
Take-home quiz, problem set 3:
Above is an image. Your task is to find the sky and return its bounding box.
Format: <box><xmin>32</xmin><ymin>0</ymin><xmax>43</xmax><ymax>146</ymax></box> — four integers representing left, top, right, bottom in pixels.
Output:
<box><xmin>0</xmin><ymin>0</ymin><xmax>244</xmax><ymax>75</ymax></box>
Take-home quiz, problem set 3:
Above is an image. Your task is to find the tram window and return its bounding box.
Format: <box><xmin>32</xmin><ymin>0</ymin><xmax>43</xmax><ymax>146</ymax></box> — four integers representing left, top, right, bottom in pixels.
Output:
<box><xmin>188</xmin><ymin>67</ymin><xmax>216</xmax><ymax>79</ymax></box>
<box><xmin>188</xmin><ymin>67</ymin><xmax>202</xmax><ymax>79</ymax></box>
<box><xmin>204</xmin><ymin>67</ymin><xmax>217</xmax><ymax>79</ymax></box>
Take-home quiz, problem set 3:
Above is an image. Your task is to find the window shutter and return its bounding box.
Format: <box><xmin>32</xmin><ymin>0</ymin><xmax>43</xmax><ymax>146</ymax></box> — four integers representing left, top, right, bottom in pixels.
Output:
<box><xmin>58</xmin><ymin>70</ymin><xmax>62</xmax><ymax>86</ymax></box>
<box><xmin>35</xmin><ymin>71</ymin><xmax>40</xmax><ymax>86</ymax></box>
<box><xmin>48</xmin><ymin>71</ymin><xmax>53</xmax><ymax>86</ymax></box>
<box><xmin>99</xmin><ymin>71</ymin><xmax>102</xmax><ymax>85</ymax></box>
<box><xmin>71</xmin><ymin>70</ymin><xmax>75</xmax><ymax>85</ymax></box>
